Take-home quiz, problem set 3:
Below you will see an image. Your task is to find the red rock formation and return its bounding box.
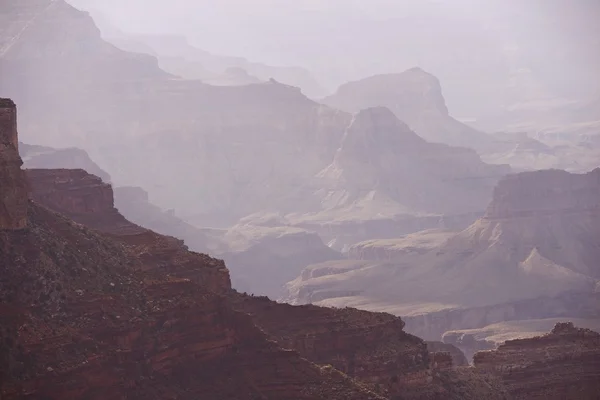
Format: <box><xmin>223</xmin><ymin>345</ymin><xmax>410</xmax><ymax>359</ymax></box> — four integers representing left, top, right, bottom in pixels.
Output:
<box><xmin>230</xmin><ymin>294</ymin><xmax>506</xmax><ymax>399</ymax></box>
<box><xmin>26</xmin><ymin>168</ymin><xmax>230</xmax><ymax>295</ymax></box>
<box><xmin>2</xmin><ymin>105</ymin><xmax>386</xmax><ymax>399</ymax></box>
<box><xmin>474</xmin><ymin>322</ymin><xmax>600</xmax><ymax>399</ymax></box>
<box><xmin>0</xmin><ymin>205</ymin><xmax>386</xmax><ymax>400</ymax></box>
<box><xmin>0</xmin><ymin>98</ymin><xmax>27</xmax><ymax>229</ymax></box>
<box><xmin>24</xmin><ymin>167</ymin><xmax>508</xmax><ymax>399</ymax></box>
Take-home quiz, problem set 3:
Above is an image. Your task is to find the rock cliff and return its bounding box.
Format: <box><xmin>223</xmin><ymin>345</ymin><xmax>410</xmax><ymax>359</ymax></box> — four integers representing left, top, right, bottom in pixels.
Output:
<box><xmin>322</xmin><ymin>68</ymin><xmax>494</xmax><ymax>150</ymax></box>
<box><xmin>231</xmin><ymin>294</ymin><xmax>506</xmax><ymax>399</ymax></box>
<box><xmin>286</xmin><ymin>168</ymin><xmax>600</xmax><ymax>327</ymax></box>
<box><xmin>2</xmin><ymin>102</ymin><xmax>390</xmax><ymax>399</ymax></box>
<box><xmin>0</xmin><ymin>98</ymin><xmax>27</xmax><ymax>229</ymax></box>
<box><xmin>474</xmin><ymin>322</ymin><xmax>600</xmax><ymax>399</ymax></box>
<box><xmin>23</xmin><ymin>165</ymin><xmax>509</xmax><ymax>399</ymax></box>
<box><xmin>310</xmin><ymin>107</ymin><xmax>509</xmax><ymax>219</ymax></box>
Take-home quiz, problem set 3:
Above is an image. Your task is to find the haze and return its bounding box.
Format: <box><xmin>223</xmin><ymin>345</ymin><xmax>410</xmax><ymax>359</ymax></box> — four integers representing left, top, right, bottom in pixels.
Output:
<box><xmin>68</xmin><ymin>0</ymin><xmax>600</xmax><ymax>107</ymax></box>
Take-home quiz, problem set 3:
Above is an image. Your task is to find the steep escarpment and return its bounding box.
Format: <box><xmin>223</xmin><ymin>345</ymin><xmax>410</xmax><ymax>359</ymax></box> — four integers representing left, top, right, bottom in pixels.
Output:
<box><xmin>286</xmin><ymin>168</ymin><xmax>600</xmax><ymax>323</ymax></box>
<box><xmin>0</xmin><ymin>204</ymin><xmax>386</xmax><ymax>400</ymax></box>
<box><xmin>231</xmin><ymin>294</ymin><xmax>507</xmax><ymax>399</ymax></box>
<box><xmin>18</xmin><ymin>145</ymin><xmax>498</xmax><ymax>399</ymax></box>
<box><xmin>2</xmin><ymin>102</ymin><xmax>388</xmax><ymax>400</ymax></box>
<box><xmin>26</xmin><ymin>168</ymin><xmax>230</xmax><ymax>293</ymax></box>
<box><xmin>113</xmin><ymin>185</ymin><xmax>226</xmax><ymax>255</ymax></box>
<box><xmin>0</xmin><ymin>98</ymin><xmax>27</xmax><ymax>229</ymax></box>
<box><xmin>474</xmin><ymin>322</ymin><xmax>600</xmax><ymax>399</ymax></box>
<box><xmin>310</xmin><ymin>107</ymin><xmax>509</xmax><ymax>220</ymax></box>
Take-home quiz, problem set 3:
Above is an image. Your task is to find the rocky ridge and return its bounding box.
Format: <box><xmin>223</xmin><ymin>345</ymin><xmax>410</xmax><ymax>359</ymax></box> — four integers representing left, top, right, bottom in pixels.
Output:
<box><xmin>1</xmin><ymin>97</ymin><xmax>510</xmax><ymax>399</ymax></box>
<box><xmin>25</xmin><ymin>164</ymin><xmax>506</xmax><ymax>399</ymax></box>
<box><xmin>0</xmin><ymin>98</ymin><xmax>27</xmax><ymax>229</ymax></box>
<box><xmin>322</xmin><ymin>68</ymin><xmax>495</xmax><ymax>150</ymax></box>
<box><xmin>286</xmin><ymin>168</ymin><xmax>600</xmax><ymax>337</ymax></box>
<box><xmin>1</xmin><ymin>99</ymin><xmax>388</xmax><ymax>399</ymax></box>
<box><xmin>474</xmin><ymin>322</ymin><xmax>600</xmax><ymax>399</ymax></box>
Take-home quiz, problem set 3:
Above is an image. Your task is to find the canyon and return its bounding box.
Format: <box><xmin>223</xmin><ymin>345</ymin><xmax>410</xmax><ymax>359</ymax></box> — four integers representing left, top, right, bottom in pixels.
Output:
<box><xmin>2</xmin><ymin>0</ymin><xmax>600</xmax><ymax>397</ymax></box>
<box><xmin>1</xmin><ymin>97</ymin><xmax>515</xmax><ymax>399</ymax></box>
<box><xmin>0</xmin><ymin>0</ymin><xmax>508</xmax><ymax>232</ymax></box>
<box><xmin>0</xmin><ymin>96</ymin><xmax>594</xmax><ymax>398</ymax></box>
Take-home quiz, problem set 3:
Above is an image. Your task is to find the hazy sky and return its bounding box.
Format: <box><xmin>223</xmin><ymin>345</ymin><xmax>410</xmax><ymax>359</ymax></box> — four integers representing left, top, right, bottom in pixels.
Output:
<box><xmin>67</xmin><ymin>0</ymin><xmax>600</xmax><ymax>104</ymax></box>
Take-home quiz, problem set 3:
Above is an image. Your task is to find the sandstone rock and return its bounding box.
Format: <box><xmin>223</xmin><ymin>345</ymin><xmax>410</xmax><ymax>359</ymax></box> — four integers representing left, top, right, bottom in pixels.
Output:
<box><xmin>1</xmin><ymin>102</ymin><xmax>387</xmax><ymax>400</ymax></box>
<box><xmin>309</xmin><ymin>107</ymin><xmax>509</xmax><ymax>220</ymax></box>
<box><xmin>403</xmin><ymin>291</ymin><xmax>600</xmax><ymax>342</ymax></box>
<box><xmin>322</xmin><ymin>68</ymin><xmax>495</xmax><ymax>150</ymax></box>
<box><xmin>443</xmin><ymin>317</ymin><xmax>600</xmax><ymax>363</ymax></box>
<box><xmin>286</xmin><ymin>168</ymin><xmax>600</xmax><ymax>321</ymax></box>
<box><xmin>113</xmin><ymin>185</ymin><xmax>226</xmax><ymax>255</ymax></box>
<box><xmin>0</xmin><ymin>98</ymin><xmax>27</xmax><ymax>229</ymax></box>
<box><xmin>231</xmin><ymin>294</ymin><xmax>507</xmax><ymax>399</ymax></box>
<box><xmin>474</xmin><ymin>322</ymin><xmax>600</xmax><ymax>399</ymax></box>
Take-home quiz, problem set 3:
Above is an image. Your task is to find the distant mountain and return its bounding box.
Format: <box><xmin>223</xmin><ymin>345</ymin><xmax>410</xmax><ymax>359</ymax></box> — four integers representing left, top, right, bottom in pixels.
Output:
<box><xmin>322</xmin><ymin>68</ymin><xmax>496</xmax><ymax>150</ymax></box>
<box><xmin>0</xmin><ymin>0</ymin><xmax>508</xmax><ymax>230</ymax></box>
<box><xmin>309</xmin><ymin>107</ymin><xmax>509</xmax><ymax>219</ymax></box>
<box><xmin>80</xmin><ymin>9</ymin><xmax>327</xmax><ymax>97</ymax></box>
<box><xmin>323</xmin><ymin>68</ymin><xmax>600</xmax><ymax>172</ymax></box>
<box><xmin>19</xmin><ymin>142</ymin><xmax>112</xmax><ymax>182</ymax></box>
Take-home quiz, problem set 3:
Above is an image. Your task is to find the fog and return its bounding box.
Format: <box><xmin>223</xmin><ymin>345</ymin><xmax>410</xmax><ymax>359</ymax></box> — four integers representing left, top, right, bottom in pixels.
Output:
<box><xmin>66</xmin><ymin>0</ymin><xmax>600</xmax><ymax>117</ymax></box>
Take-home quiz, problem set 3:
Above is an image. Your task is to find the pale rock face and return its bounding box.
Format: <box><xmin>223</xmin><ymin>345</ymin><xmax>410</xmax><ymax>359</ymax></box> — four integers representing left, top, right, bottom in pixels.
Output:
<box><xmin>286</xmin><ymin>169</ymin><xmax>600</xmax><ymax>320</ymax></box>
<box><xmin>313</xmin><ymin>107</ymin><xmax>509</xmax><ymax>219</ymax></box>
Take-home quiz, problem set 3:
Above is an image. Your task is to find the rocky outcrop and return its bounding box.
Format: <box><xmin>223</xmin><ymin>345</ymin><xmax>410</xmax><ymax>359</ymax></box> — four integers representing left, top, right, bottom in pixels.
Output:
<box><xmin>286</xmin><ymin>168</ymin><xmax>599</xmax><ymax>327</ymax></box>
<box><xmin>347</xmin><ymin>229</ymin><xmax>456</xmax><ymax>261</ymax></box>
<box><xmin>403</xmin><ymin>291</ymin><xmax>600</xmax><ymax>341</ymax></box>
<box><xmin>113</xmin><ymin>185</ymin><xmax>226</xmax><ymax>255</ymax></box>
<box><xmin>0</xmin><ymin>98</ymin><xmax>27</xmax><ymax>229</ymax></box>
<box><xmin>0</xmin><ymin>203</ymin><xmax>384</xmax><ymax>400</ymax></box>
<box><xmin>474</xmin><ymin>322</ymin><xmax>600</xmax><ymax>399</ymax></box>
<box><xmin>22</xmin><ymin>165</ymin><xmax>507</xmax><ymax>399</ymax></box>
<box><xmin>2</xmin><ymin>102</ymin><xmax>388</xmax><ymax>400</ymax></box>
<box><xmin>231</xmin><ymin>294</ymin><xmax>507</xmax><ymax>399</ymax></box>
<box><xmin>322</xmin><ymin>68</ymin><xmax>495</xmax><ymax>150</ymax></box>
<box><xmin>311</xmin><ymin>107</ymin><xmax>509</xmax><ymax>220</ymax></box>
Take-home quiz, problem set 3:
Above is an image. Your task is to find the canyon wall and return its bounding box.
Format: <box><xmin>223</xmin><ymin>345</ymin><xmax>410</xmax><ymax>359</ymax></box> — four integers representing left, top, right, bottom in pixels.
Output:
<box><xmin>0</xmin><ymin>98</ymin><xmax>27</xmax><ymax>229</ymax></box>
<box><xmin>474</xmin><ymin>322</ymin><xmax>600</xmax><ymax>399</ymax></box>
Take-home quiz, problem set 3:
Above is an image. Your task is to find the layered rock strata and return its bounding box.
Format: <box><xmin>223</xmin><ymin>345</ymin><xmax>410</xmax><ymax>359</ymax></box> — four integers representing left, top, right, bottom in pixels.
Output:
<box><xmin>0</xmin><ymin>98</ymin><xmax>27</xmax><ymax>229</ymax></box>
<box><xmin>474</xmin><ymin>322</ymin><xmax>600</xmax><ymax>399</ymax></box>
